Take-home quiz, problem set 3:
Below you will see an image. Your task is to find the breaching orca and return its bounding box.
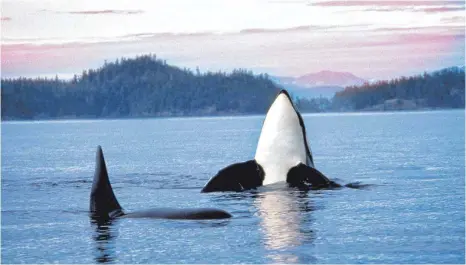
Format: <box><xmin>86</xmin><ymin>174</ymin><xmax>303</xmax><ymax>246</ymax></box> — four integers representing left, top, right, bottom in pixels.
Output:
<box><xmin>202</xmin><ymin>90</ymin><xmax>340</xmax><ymax>192</ymax></box>
<box><xmin>90</xmin><ymin>146</ymin><xmax>232</xmax><ymax>220</ymax></box>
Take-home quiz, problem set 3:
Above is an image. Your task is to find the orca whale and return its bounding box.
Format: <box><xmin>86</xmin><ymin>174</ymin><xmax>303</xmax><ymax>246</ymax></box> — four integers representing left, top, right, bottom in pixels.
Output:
<box><xmin>90</xmin><ymin>146</ymin><xmax>232</xmax><ymax>220</ymax></box>
<box><xmin>202</xmin><ymin>90</ymin><xmax>341</xmax><ymax>192</ymax></box>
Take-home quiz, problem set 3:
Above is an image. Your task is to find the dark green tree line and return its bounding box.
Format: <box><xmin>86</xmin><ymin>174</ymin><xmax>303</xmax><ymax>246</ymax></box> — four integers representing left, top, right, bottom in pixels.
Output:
<box><xmin>1</xmin><ymin>55</ymin><xmax>282</xmax><ymax>120</ymax></box>
<box><xmin>332</xmin><ymin>67</ymin><xmax>465</xmax><ymax>111</ymax></box>
<box><xmin>2</xmin><ymin>55</ymin><xmax>463</xmax><ymax>120</ymax></box>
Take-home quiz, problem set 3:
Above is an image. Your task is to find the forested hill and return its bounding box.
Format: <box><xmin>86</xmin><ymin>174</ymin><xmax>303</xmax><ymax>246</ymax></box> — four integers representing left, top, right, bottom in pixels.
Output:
<box><xmin>1</xmin><ymin>55</ymin><xmax>282</xmax><ymax>120</ymax></box>
<box><xmin>331</xmin><ymin>66</ymin><xmax>465</xmax><ymax>111</ymax></box>
<box><xmin>2</xmin><ymin>55</ymin><xmax>464</xmax><ymax>120</ymax></box>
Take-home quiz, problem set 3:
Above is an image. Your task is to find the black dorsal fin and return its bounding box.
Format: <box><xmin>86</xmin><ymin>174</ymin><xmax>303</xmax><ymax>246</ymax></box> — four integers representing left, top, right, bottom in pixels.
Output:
<box><xmin>90</xmin><ymin>146</ymin><xmax>124</xmax><ymax>219</ymax></box>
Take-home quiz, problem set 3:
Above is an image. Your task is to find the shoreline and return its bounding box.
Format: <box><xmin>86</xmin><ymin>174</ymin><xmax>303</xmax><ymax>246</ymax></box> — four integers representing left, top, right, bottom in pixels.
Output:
<box><xmin>2</xmin><ymin>107</ymin><xmax>464</xmax><ymax>123</ymax></box>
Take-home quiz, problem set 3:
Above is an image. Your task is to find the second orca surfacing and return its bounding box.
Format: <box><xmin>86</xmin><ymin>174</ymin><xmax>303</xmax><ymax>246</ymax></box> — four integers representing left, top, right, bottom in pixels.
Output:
<box><xmin>90</xmin><ymin>146</ymin><xmax>232</xmax><ymax>221</ymax></box>
<box><xmin>202</xmin><ymin>89</ymin><xmax>342</xmax><ymax>193</ymax></box>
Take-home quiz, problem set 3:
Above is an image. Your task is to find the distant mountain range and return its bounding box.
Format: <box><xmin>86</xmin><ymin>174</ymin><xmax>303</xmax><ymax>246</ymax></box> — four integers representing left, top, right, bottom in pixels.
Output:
<box><xmin>271</xmin><ymin>70</ymin><xmax>367</xmax><ymax>98</ymax></box>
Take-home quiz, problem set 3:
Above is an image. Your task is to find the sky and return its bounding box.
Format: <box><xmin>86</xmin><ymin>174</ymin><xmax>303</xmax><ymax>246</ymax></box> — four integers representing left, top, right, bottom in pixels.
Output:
<box><xmin>1</xmin><ymin>0</ymin><xmax>465</xmax><ymax>80</ymax></box>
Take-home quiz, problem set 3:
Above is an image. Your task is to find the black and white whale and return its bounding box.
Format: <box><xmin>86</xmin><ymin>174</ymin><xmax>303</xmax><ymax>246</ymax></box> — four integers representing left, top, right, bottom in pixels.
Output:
<box><xmin>202</xmin><ymin>90</ymin><xmax>341</xmax><ymax>192</ymax></box>
<box><xmin>90</xmin><ymin>146</ymin><xmax>232</xmax><ymax>220</ymax></box>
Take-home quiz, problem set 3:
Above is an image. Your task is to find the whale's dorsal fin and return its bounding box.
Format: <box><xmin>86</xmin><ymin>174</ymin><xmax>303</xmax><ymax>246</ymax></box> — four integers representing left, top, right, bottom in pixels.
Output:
<box><xmin>90</xmin><ymin>146</ymin><xmax>124</xmax><ymax>219</ymax></box>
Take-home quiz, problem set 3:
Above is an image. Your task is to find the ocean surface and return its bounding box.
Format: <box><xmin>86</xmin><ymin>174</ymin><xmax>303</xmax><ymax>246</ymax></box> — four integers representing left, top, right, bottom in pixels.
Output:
<box><xmin>1</xmin><ymin>110</ymin><xmax>465</xmax><ymax>264</ymax></box>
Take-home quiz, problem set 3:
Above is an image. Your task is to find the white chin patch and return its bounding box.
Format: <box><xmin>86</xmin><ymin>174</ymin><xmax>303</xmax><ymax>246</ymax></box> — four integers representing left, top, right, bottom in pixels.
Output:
<box><xmin>254</xmin><ymin>93</ymin><xmax>308</xmax><ymax>185</ymax></box>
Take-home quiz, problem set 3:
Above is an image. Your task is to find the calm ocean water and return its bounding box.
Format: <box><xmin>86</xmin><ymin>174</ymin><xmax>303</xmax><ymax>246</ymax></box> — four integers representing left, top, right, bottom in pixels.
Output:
<box><xmin>1</xmin><ymin>110</ymin><xmax>465</xmax><ymax>264</ymax></box>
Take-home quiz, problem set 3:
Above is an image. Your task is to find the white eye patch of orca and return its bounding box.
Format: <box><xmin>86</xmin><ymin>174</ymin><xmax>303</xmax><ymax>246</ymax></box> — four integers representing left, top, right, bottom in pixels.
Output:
<box><xmin>255</xmin><ymin>91</ymin><xmax>314</xmax><ymax>185</ymax></box>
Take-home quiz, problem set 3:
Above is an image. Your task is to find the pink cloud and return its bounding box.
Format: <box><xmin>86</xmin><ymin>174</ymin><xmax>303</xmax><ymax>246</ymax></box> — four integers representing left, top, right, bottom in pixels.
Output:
<box><xmin>121</xmin><ymin>31</ymin><xmax>217</xmax><ymax>40</ymax></box>
<box><xmin>312</xmin><ymin>1</ymin><xmax>464</xmax><ymax>6</ymax></box>
<box><xmin>375</xmin><ymin>25</ymin><xmax>464</xmax><ymax>33</ymax></box>
<box><xmin>362</xmin><ymin>7</ymin><xmax>413</xmax><ymax>12</ymax></box>
<box><xmin>239</xmin><ymin>25</ymin><xmax>323</xmax><ymax>34</ymax></box>
<box><xmin>113</xmin><ymin>25</ymin><xmax>371</xmax><ymax>40</ymax></box>
<box><xmin>441</xmin><ymin>16</ymin><xmax>465</xmax><ymax>23</ymax></box>
<box><xmin>363</xmin><ymin>6</ymin><xmax>465</xmax><ymax>12</ymax></box>
<box><xmin>67</xmin><ymin>10</ymin><xmax>144</xmax><ymax>15</ymax></box>
<box><xmin>334</xmin><ymin>31</ymin><xmax>463</xmax><ymax>50</ymax></box>
<box><xmin>1</xmin><ymin>27</ymin><xmax>463</xmax><ymax>80</ymax></box>
<box><xmin>422</xmin><ymin>6</ymin><xmax>465</xmax><ymax>12</ymax></box>
<box><xmin>237</xmin><ymin>24</ymin><xmax>370</xmax><ymax>34</ymax></box>
<box><xmin>1</xmin><ymin>42</ymin><xmax>103</xmax><ymax>77</ymax></box>
<box><xmin>403</xmin><ymin>32</ymin><xmax>464</xmax><ymax>42</ymax></box>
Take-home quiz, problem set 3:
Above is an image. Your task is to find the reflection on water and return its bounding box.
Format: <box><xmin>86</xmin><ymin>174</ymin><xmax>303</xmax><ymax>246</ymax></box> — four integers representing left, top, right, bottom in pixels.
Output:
<box><xmin>91</xmin><ymin>219</ymin><xmax>118</xmax><ymax>264</ymax></box>
<box><xmin>254</xmin><ymin>187</ymin><xmax>315</xmax><ymax>263</ymax></box>
<box><xmin>267</xmin><ymin>253</ymin><xmax>301</xmax><ymax>263</ymax></box>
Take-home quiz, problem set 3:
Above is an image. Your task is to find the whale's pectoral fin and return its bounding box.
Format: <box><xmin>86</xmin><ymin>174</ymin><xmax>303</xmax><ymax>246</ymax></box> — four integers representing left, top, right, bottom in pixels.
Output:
<box><xmin>201</xmin><ymin>160</ymin><xmax>264</xmax><ymax>193</ymax></box>
<box><xmin>90</xmin><ymin>146</ymin><xmax>124</xmax><ymax>220</ymax></box>
<box><xmin>287</xmin><ymin>163</ymin><xmax>340</xmax><ymax>190</ymax></box>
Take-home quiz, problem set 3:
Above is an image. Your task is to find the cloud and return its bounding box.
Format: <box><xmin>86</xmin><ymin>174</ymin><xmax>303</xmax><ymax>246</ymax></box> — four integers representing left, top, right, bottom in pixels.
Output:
<box><xmin>375</xmin><ymin>25</ymin><xmax>465</xmax><ymax>33</ymax></box>
<box><xmin>1</xmin><ymin>17</ymin><xmax>12</xmax><ymax>21</ymax></box>
<box><xmin>268</xmin><ymin>0</ymin><xmax>308</xmax><ymax>3</ymax></box>
<box><xmin>64</xmin><ymin>10</ymin><xmax>144</xmax><ymax>15</ymax></box>
<box><xmin>111</xmin><ymin>25</ymin><xmax>373</xmax><ymax>41</ymax></box>
<box><xmin>421</xmin><ymin>6</ymin><xmax>465</xmax><ymax>12</ymax></box>
<box><xmin>361</xmin><ymin>6</ymin><xmax>464</xmax><ymax>12</ymax></box>
<box><xmin>441</xmin><ymin>16</ymin><xmax>465</xmax><ymax>23</ymax></box>
<box><xmin>239</xmin><ymin>25</ymin><xmax>324</xmax><ymax>34</ymax></box>
<box><xmin>362</xmin><ymin>32</ymin><xmax>465</xmax><ymax>47</ymax></box>
<box><xmin>311</xmin><ymin>1</ymin><xmax>465</xmax><ymax>14</ymax></box>
<box><xmin>1</xmin><ymin>23</ymin><xmax>463</xmax><ymax>80</ymax></box>
<box><xmin>362</xmin><ymin>7</ymin><xmax>413</xmax><ymax>12</ymax></box>
<box><xmin>1</xmin><ymin>42</ymin><xmax>107</xmax><ymax>78</ymax></box>
<box><xmin>312</xmin><ymin>1</ymin><xmax>464</xmax><ymax>7</ymax></box>
<box><xmin>238</xmin><ymin>24</ymin><xmax>375</xmax><ymax>34</ymax></box>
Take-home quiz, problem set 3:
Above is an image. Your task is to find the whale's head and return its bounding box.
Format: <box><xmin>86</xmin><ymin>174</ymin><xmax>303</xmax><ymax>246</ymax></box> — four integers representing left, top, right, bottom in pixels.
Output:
<box><xmin>254</xmin><ymin>90</ymin><xmax>314</xmax><ymax>185</ymax></box>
